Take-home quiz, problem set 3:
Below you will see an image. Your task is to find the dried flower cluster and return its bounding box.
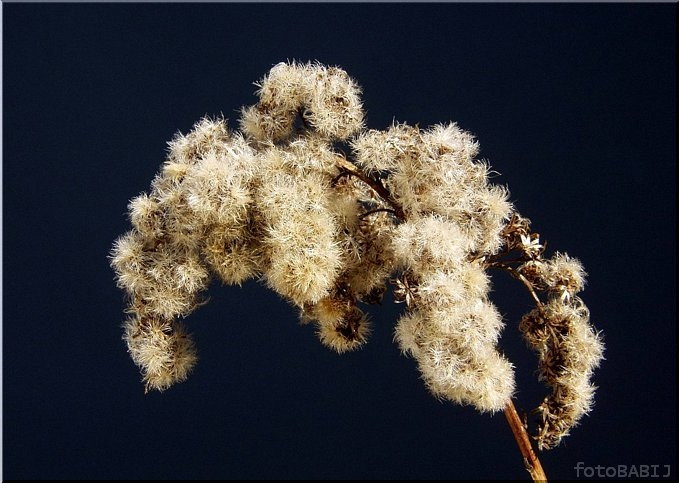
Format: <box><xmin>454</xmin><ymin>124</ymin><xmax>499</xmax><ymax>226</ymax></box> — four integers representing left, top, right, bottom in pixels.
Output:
<box><xmin>111</xmin><ymin>62</ymin><xmax>603</xmax><ymax>454</ymax></box>
<box><xmin>496</xmin><ymin>216</ymin><xmax>605</xmax><ymax>449</ymax></box>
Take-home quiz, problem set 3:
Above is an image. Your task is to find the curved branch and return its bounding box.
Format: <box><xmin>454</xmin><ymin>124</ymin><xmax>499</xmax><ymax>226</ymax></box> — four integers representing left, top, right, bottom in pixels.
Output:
<box><xmin>487</xmin><ymin>262</ymin><xmax>543</xmax><ymax>307</ymax></box>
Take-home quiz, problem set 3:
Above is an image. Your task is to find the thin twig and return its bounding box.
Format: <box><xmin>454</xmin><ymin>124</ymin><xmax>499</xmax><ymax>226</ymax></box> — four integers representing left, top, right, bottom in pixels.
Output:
<box><xmin>505</xmin><ymin>401</ymin><xmax>548</xmax><ymax>482</ymax></box>
<box><xmin>487</xmin><ymin>262</ymin><xmax>543</xmax><ymax>307</ymax></box>
<box><xmin>334</xmin><ymin>156</ymin><xmax>405</xmax><ymax>220</ymax></box>
<box><xmin>359</xmin><ymin>208</ymin><xmax>398</xmax><ymax>220</ymax></box>
<box><xmin>330</xmin><ymin>169</ymin><xmax>352</xmax><ymax>187</ymax></box>
<box><xmin>487</xmin><ymin>257</ymin><xmax>527</xmax><ymax>266</ymax></box>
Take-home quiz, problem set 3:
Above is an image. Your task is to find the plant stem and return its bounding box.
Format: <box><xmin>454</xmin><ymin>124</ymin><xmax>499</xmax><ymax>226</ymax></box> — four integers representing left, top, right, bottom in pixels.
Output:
<box><xmin>359</xmin><ymin>208</ymin><xmax>398</xmax><ymax>219</ymax></box>
<box><xmin>505</xmin><ymin>401</ymin><xmax>548</xmax><ymax>482</ymax></box>
<box><xmin>488</xmin><ymin>262</ymin><xmax>543</xmax><ymax>307</ymax></box>
<box><xmin>334</xmin><ymin>156</ymin><xmax>405</xmax><ymax>220</ymax></box>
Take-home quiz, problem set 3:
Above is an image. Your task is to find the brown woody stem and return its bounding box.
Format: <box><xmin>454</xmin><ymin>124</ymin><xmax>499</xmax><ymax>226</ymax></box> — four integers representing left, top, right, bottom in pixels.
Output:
<box><xmin>334</xmin><ymin>156</ymin><xmax>405</xmax><ymax>220</ymax></box>
<box><xmin>505</xmin><ymin>401</ymin><xmax>548</xmax><ymax>482</ymax></box>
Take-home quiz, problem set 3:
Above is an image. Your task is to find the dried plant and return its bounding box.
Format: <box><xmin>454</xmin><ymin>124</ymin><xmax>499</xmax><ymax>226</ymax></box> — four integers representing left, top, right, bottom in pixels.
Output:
<box><xmin>111</xmin><ymin>61</ymin><xmax>604</xmax><ymax>480</ymax></box>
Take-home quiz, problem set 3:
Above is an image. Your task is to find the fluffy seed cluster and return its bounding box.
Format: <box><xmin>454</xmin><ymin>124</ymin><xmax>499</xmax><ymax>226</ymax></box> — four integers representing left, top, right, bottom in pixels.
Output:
<box><xmin>385</xmin><ymin>179</ymin><xmax>514</xmax><ymax>411</ymax></box>
<box><xmin>111</xmin><ymin>118</ymin><xmax>259</xmax><ymax>390</ymax></box>
<box><xmin>518</xmin><ymin>251</ymin><xmax>604</xmax><ymax>449</ymax></box>
<box><xmin>112</xmin><ymin>63</ymin><xmax>370</xmax><ymax>389</ymax></box>
<box><xmin>111</xmin><ymin>61</ymin><xmax>603</xmax><ymax>449</ymax></box>
<box><xmin>484</xmin><ymin>214</ymin><xmax>605</xmax><ymax>448</ymax></box>
<box><xmin>353</xmin><ymin>122</ymin><xmax>516</xmax><ymax>411</ymax></box>
<box><xmin>240</xmin><ymin>61</ymin><xmax>364</xmax><ymax>142</ymax></box>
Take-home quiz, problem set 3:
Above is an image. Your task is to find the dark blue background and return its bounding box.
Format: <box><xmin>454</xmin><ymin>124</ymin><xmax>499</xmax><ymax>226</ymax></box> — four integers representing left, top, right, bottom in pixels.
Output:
<box><xmin>3</xmin><ymin>4</ymin><xmax>676</xmax><ymax>480</ymax></box>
